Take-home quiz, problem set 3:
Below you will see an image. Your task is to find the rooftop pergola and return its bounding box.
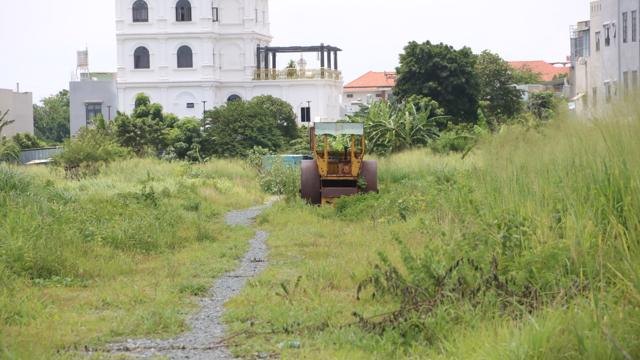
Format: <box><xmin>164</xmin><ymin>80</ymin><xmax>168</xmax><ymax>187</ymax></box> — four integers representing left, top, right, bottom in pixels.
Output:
<box><xmin>255</xmin><ymin>44</ymin><xmax>342</xmax><ymax>80</ymax></box>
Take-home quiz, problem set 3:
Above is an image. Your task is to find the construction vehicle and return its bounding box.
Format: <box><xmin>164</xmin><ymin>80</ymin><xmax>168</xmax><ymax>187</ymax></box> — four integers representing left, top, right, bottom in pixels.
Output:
<box><xmin>300</xmin><ymin>122</ymin><xmax>378</xmax><ymax>205</ymax></box>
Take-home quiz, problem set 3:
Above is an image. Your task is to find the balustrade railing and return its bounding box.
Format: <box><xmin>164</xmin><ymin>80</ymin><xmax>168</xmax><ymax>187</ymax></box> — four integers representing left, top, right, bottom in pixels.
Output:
<box><xmin>254</xmin><ymin>68</ymin><xmax>342</xmax><ymax>81</ymax></box>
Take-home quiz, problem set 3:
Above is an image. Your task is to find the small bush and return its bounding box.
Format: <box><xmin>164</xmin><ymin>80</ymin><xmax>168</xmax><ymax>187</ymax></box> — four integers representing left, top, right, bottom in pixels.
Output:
<box><xmin>12</xmin><ymin>133</ymin><xmax>46</xmax><ymax>150</ymax></box>
<box><xmin>0</xmin><ymin>139</ymin><xmax>20</xmax><ymax>163</ymax></box>
<box><xmin>259</xmin><ymin>158</ymin><xmax>299</xmax><ymax>202</ymax></box>
<box><xmin>430</xmin><ymin>124</ymin><xmax>485</xmax><ymax>154</ymax></box>
<box><xmin>54</xmin><ymin>128</ymin><xmax>129</xmax><ymax>179</ymax></box>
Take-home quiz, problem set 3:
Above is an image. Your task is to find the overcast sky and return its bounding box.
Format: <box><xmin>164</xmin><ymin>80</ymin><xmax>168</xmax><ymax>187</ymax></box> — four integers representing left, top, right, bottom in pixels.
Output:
<box><xmin>0</xmin><ymin>0</ymin><xmax>589</xmax><ymax>103</ymax></box>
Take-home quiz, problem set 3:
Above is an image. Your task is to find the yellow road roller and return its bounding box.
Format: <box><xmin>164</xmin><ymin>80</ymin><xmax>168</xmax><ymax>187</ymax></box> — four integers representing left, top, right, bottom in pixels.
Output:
<box><xmin>300</xmin><ymin>122</ymin><xmax>378</xmax><ymax>205</ymax></box>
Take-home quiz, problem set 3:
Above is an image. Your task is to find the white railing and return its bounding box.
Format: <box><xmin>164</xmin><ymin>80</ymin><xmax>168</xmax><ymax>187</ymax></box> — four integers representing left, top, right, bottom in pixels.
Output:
<box><xmin>254</xmin><ymin>68</ymin><xmax>342</xmax><ymax>81</ymax></box>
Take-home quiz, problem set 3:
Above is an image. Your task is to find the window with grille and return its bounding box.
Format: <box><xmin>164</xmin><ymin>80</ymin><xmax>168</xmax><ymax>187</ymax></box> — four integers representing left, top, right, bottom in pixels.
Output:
<box><xmin>86</xmin><ymin>103</ymin><xmax>102</xmax><ymax>124</ymax></box>
<box><xmin>633</xmin><ymin>11</ymin><xmax>638</xmax><ymax>42</ymax></box>
<box><xmin>623</xmin><ymin>12</ymin><xmax>628</xmax><ymax>43</ymax></box>
<box><xmin>212</xmin><ymin>7</ymin><xmax>219</xmax><ymax>22</ymax></box>
<box><xmin>132</xmin><ymin>0</ymin><xmax>149</xmax><ymax>22</ymax></box>
<box><xmin>177</xmin><ymin>46</ymin><xmax>193</xmax><ymax>68</ymax></box>
<box><xmin>176</xmin><ymin>0</ymin><xmax>192</xmax><ymax>21</ymax></box>
<box><xmin>134</xmin><ymin>47</ymin><xmax>150</xmax><ymax>69</ymax></box>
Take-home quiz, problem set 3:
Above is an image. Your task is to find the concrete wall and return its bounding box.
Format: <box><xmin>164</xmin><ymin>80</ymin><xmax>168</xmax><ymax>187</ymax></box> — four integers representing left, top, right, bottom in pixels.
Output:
<box><xmin>0</xmin><ymin>89</ymin><xmax>34</xmax><ymax>137</ymax></box>
<box><xmin>70</xmin><ymin>80</ymin><xmax>119</xmax><ymax>135</ymax></box>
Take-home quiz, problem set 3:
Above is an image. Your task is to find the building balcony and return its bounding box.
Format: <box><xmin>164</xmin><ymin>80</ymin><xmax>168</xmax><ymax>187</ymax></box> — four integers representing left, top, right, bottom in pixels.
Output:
<box><xmin>254</xmin><ymin>68</ymin><xmax>342</xmax><ymax>81</ymax></box>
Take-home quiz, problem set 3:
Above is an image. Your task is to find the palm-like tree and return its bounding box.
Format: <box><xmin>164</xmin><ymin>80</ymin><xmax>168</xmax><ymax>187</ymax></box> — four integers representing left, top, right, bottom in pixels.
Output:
<box><xmin>362</xmin><ymin>97</ymin><xmax>449</xmax><ymax>154</ymax></box>
<box><xmin>0</xmin><ymin>109</ymin><xmax>15</xmax><ymax>137</ymax></box>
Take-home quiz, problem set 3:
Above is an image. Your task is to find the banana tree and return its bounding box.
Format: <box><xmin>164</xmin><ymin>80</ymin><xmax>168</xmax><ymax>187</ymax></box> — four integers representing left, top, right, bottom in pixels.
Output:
<box><xmin>361</xmin><ymin>97</ymin><xmax>449</xmax><ymax>154</ymax></box>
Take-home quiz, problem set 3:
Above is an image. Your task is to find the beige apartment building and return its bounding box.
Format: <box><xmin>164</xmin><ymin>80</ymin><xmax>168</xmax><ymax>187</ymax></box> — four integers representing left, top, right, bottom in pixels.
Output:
<box><xmin>0</xmin><ymin>88</ymin><xmax>34</xmax><ymax>137</ymax></box>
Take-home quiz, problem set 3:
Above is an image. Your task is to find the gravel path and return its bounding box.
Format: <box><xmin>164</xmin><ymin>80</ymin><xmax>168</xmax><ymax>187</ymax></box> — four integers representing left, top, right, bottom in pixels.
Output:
<box><xmin>106</xmin><ymin>201</ymin><xmax>273</xmax><ymax>359</ymax></box>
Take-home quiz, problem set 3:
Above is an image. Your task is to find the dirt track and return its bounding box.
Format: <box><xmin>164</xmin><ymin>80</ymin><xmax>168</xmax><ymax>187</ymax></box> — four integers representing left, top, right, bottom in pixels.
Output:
<box><xmin>106</xmin><ymin>201</ymin><xmax>273</xmax><ymax>359</ymax></box>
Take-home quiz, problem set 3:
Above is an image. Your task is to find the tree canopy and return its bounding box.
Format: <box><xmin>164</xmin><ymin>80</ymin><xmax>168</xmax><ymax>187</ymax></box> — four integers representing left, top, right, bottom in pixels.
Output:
<box><xmin>475</xmin><ymin>50</ymin><xmax>523</xmax><ymax>121</ymax></box>
<box><xmin>203</xmin><ymin>95</ymin><xmax>298</xmax><ymax>158</ymax></box>
<box><xmin>33</xmin><ymin>90</ymin><xmax>70</xmax><ymax>143</ymax></box>
<box><xmin>112</xmin><ymin>93</ymin><xmax>178</xmax><ymax>156</ymax></box>
<box><xmin>394</xmin><ymin>41</ymin><xmax>479</xmax><ymax>124</ymax></box>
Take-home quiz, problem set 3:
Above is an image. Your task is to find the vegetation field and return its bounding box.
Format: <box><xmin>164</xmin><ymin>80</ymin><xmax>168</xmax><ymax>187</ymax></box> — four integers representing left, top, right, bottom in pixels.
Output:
<box><xmin>225</xmin><ymin>116</ymin><xmax>640</xmax><ymax>359</ymax></box>
<box><xmin>0</xmin><ymin>158</ymin><xmax>263</xmax><ymax>359</ymax></box>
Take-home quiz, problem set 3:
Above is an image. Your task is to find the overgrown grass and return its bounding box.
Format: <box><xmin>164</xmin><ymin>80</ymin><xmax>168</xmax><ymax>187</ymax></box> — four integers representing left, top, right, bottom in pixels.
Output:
<box><xmin>224</xmin><ymin>114</ymin><xmax>640</xmax><ymax>359</ymax></box>
<box><xmin>0</xmin><ymin>158</ymin><xmax>264</xmax><ymax>359</ymax></box>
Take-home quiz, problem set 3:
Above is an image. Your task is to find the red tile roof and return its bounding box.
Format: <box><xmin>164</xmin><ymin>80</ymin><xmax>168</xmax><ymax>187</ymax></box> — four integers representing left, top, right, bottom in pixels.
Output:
<box><xmin>508</xmin><ymin>61</ymin><xmax>570</xmax><ymax>82</ymax></box>
<box><xmin>344</xmin><ymin>71</ymin><xmax>396</xmax><ymax>90</ymax></box>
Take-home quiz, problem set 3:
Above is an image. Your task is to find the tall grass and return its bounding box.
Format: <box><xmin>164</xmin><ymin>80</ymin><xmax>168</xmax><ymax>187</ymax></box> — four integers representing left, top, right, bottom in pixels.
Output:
<box><xmin>0</xmin><ymin>158</ymin><xmax>263</xmax><ymax>358</ymax></box>
<box><xmin>225</xmin><ymin>112</ymin><xmax>640</xmax><ymax>359</ymax></box>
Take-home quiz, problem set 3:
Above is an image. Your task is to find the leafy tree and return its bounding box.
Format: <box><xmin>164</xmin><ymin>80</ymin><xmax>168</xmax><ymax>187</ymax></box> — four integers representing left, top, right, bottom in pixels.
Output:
<box><xmin>33</xmin><ymin>90</ymin><xmax>70</xmax><ymax>143</ymax></box>
<box><xmin>112</xmin><ymin>93</ymin><xmax>176</xmax><ymax>155</ymax></box>
<box><xmin>204</xmin><ymin>96</ymin><xmax>298</xmax><ymax>158</ymax></box>
<box><xmin>475</xmin><ymin>50</ymin><xmax>523</xmax><ymax>121</ymax></box>
<box><xmin>394</xmin><ymin>41</ymin><xmax>479</xmax><ymax>124</ymax></box>
<box><xmin>166</xmin><ymin>117</ymin><xmax>205</xmax><ymax>162</ymax></box>
<box><xmin>12</xmin><ymin>133</ymin><xmax>46</xmax><ymax>150</ymax></box>
<box><xmin>250</xmin><ymin>95</ymin><xmax>298</xmax><ymax>139</ymax></box>
<box><xmin>511</xmin><ymin>66</ymin><xmax>543</xmax><ymax>84</ymax></box>
<box><xmin>356</xmin><ymin>96</ymin><xmax>448</xmax><ymax>154</ymax></box>
<box><xmin>0</xmin><ymin>109</ymin><xmax>15</xmax><ymax>137</ymax></box>
<box><xmin>528</xmin><ymin>91</ymin><xmax>556</xmax><ymax>120</ymax></box>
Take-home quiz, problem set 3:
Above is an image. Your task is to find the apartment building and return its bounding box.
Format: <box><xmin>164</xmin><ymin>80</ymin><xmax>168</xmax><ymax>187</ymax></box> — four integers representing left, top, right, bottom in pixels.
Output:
<box><xmin>570</xmin><ymin>0</ymin><xmax>640</xmax><ymax>113</ymax></box>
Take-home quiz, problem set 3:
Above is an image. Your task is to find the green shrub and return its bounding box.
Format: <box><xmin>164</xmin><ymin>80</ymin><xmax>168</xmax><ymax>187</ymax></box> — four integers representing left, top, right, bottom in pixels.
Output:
<box><xmin>54</xmin><ymin>127</ymin><xmax>129</xmax><ymax>179</ymax></box>
<box><xmin>258</xmin><ymin>157</ymin><xmax>299</xmax><ymax>202</ymax></box>
<box><xmin>12</xmin><ymin>133</ymin><xmax>46</xmax><ymax>150</ymax></box>
<box><xmin>0</xmin><ymin>139</ymin><xmax>20</xmax><ymax>163</ymax></box>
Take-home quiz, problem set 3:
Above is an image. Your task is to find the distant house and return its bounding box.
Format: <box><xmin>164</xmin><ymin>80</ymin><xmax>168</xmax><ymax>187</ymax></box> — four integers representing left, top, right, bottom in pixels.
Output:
<box><xmin>509</xmin><ymin>61</ymin><xmax>571</xmax><ymax>100</ymax></box>
<box><xmin>0</xmin><ymin>88</ymin><xmax>34</xmax><ymax>137</ymax></box>
<box><xmin>343</xmin><ymin>71</ymin><xmax>396</xmax><ymax>115</ymax></box>
<box><xmin>509</xmin><ymin>61</ymin><xmax>571</xmax><ymax>82</ymax></box>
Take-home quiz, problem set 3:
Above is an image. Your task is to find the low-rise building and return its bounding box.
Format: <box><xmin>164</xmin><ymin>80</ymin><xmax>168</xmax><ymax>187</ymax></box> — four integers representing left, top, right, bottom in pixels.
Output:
<box><xmin>69</xmin><ymin>73</ymin><xmax>118</xmax><ymax>136</ymax></box>
<box><xmin>0</xmin><ymin>88</ymin><xmax>34</xmax><ymax>137</ymax></box>
<box><xmin>343</xmin><ymin>71</ymin><xmax>396</xmax><ymax>115</ymax></box>
<box><xmin>509</xmin><ymin>61</ymin><xmax>571</xmax><ymax>82</ymax></box>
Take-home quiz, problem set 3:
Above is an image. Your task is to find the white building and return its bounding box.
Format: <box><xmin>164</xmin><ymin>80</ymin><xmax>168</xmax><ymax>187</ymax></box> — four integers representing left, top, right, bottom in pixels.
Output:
<box><xmin>0</xmin><ymin>88</ymin><xmax>34</xmax><ymax>138</ymax></box>
<box><xmin>115</xmin><ymin>0</ymin><xmax>343</xmax><ymax>122</ymax></box>
<box><xmin>570</xmin><ymin>0</ymin><xmax>640</xmax><ymax>113</ymax></box>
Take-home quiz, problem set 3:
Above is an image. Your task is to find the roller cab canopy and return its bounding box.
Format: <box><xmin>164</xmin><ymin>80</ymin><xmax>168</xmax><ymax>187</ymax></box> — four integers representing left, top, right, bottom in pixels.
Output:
<box><xmin>313</xmin><ymin>122</ymin><xmax>364</xmax><ymax>136</ymax></box>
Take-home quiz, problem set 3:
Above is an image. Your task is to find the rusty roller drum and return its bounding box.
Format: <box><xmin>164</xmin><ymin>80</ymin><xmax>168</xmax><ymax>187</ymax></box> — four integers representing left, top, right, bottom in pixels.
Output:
<box><xmin>300</xmin><ymin>160</ymin><xmax>321</xmax><ymax>205</ymax></box>
<box><xmin>360</xmin><ymin>160</ymin><xmax>378</xmax><ymax>193</ymax></box>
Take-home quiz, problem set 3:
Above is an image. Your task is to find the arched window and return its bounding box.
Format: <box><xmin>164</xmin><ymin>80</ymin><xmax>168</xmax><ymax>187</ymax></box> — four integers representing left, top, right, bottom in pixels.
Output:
<box><xmin>132</xmin><ymin>0</ymin><xmax>148</xmax><ymax>22</ymax></box>
<box><xmin>134</xmin><ymin>47</ymin><xmax>150</xmax><ymax>69</ymax></box>
<box><xmin>177</xmin><ymin>46</ymin><xmax>193</xmax><ymax>68</ymax></box>
<box><xmin>227</xmin><ymin>94</ymin><xmax>242</xmax><ymax>102</ymax></box>
<box><xmin>176</xmin><ymin>0</ymin><xmax>192</xmax><ymax>22</ymax></box>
